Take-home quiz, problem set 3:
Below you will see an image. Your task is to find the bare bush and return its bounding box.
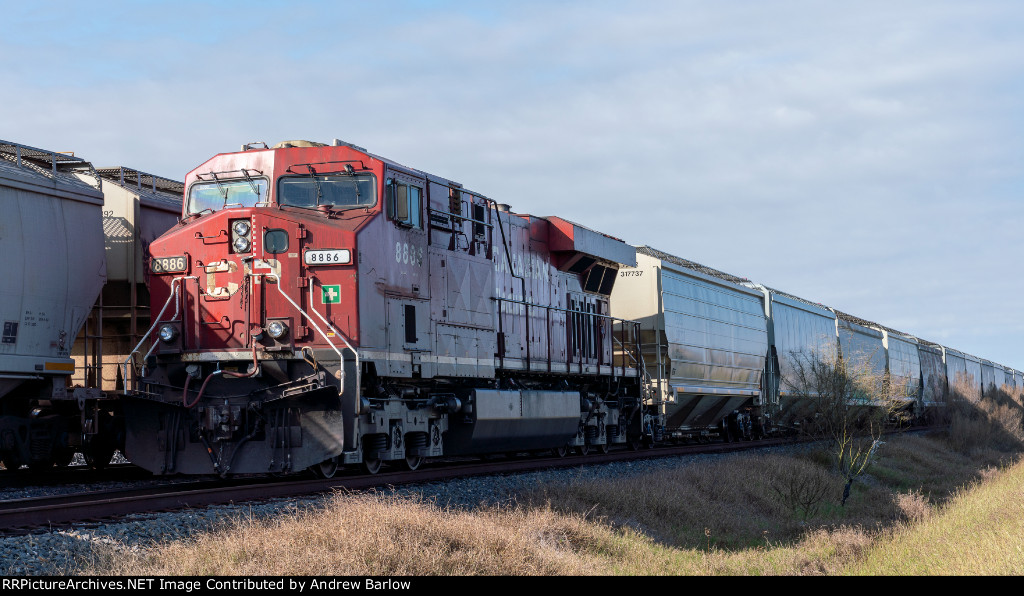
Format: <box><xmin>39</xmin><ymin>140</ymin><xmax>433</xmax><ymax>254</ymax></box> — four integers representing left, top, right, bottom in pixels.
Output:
<box><xmin>893</xmin><ymin>489</ymin><xmax>931</xmax><ymax>523</ymax></box>
<box><xmin>769</xmin><ymin>465</ymin><xmax>832</xmax><ymax>521</ymax></box>
<box><xmin>785</xmin><ymin>350</ymin><xmax>907</xmax><ymax>505</ymax></box>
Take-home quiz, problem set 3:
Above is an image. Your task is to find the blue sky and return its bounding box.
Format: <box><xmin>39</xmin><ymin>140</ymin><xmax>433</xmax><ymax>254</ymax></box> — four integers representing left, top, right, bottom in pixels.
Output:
<box><xmin>3</xmin><ymin>0</ymin><xmax>1022</xmax><ymax>369</ymax></box>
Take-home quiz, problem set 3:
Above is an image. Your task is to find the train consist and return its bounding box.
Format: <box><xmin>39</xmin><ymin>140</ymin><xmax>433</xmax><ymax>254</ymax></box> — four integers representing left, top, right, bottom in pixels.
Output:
<box><xmin>0</xmin><ymin>139</ymin><xmax>182</xmax><ymax>471</ymax></box>
<box><xmin>609</xmin><ymin>248</ymin><xmax>1020</xmax><ymax>441</ymax></box>
<box><xmin>2</xmin><ymin>137</ymin><xmax>1019</xmax><ymax>476</ymax></box>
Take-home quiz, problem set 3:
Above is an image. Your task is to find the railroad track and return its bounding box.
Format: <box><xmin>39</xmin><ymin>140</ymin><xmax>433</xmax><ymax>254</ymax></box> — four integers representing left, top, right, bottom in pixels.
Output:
<box><xmin>0</xmin><ymin>436</ymin><xmax>801</xmax><ymax>535</ymax></box>
<box><xmin>0</xmin><ymin>463</ymin><xmax>148</xmax><ymax>490</ymax></box>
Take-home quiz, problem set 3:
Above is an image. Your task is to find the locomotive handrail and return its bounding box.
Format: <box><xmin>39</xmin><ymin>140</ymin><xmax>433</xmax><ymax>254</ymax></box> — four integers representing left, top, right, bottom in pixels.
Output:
<box><xmin>426</xmin><ymin>207</ymin><xmax>494</xmax><ymax>228</ymax></box>
<box><xmin>492</xmin><ymin>296</ymin><xmax>645</xmax><ymax>378</ymax></box>
<box><xmin>122</xmin><ymin>276</ymin><xmax>195</xmax><ymax>394</ymax></box>
<box><xmin>195</xmin><ymin>230</ymin><xmax>227</xmax><ymax>241</ymax></box>
<box><xmin>263</xmin><ymin>274</ymin><xmax>360</xmax><ymax>400</ymax></box>
<box><xmin>195</xmin><ymin>168</ymin><xmax>264</xmax><ymax>180</ymax></box>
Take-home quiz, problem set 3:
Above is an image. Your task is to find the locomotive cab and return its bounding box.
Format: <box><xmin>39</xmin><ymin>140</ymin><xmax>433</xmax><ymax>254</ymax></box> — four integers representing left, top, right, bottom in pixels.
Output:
<box><xmin>126</xmin><ymin>141</ymin><xmax>374</xmax><ymax>475</ymax></box>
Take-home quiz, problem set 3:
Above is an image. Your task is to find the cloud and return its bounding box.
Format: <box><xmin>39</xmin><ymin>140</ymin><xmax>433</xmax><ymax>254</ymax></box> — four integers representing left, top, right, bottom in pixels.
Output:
<box><xmin>2</xmin><ymin>0</ymin><xmax>1022</xmax><ymax>366</ymax></box>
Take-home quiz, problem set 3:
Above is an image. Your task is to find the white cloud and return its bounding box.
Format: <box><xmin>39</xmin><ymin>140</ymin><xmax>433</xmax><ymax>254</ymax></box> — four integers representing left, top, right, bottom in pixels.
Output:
<box><xmin>2</xmin><ymin>0</ymin><xmax>1022</xmax><ymax>366</ymax></box>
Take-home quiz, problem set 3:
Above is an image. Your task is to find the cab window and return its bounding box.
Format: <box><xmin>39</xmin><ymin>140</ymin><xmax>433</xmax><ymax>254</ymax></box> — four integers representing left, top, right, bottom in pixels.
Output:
<box><xmin>386</xmin><ymin>178</ymin><xmax>422</xmax><ymax>229</ymax></box>
<box><xmin>187</xmin><ymin>179</ymin><xmax>267</xmax><ymax>215</ymax></box>
<box><xmin>278</xmin><ymin>174</ymin><xmax>375</xmax><ymax>210</ymax></box>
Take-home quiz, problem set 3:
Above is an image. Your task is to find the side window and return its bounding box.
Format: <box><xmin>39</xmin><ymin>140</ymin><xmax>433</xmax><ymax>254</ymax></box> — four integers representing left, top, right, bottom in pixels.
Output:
<box><xmin>264</xmin><ymin>229</ymin><xmax>289</xmax><ymax>254</ymax></box>
<box><xmin>386</xmin><ymin>178</ymin><xmax>423</xmax><ymax>229</ymax></box>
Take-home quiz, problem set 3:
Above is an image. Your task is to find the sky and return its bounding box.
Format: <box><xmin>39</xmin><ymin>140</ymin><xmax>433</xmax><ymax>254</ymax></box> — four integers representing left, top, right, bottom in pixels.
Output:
<box><xmin>3</xmin><ymin>0</ymin><xmax>1022</xmax><ymax>369</ymax></box>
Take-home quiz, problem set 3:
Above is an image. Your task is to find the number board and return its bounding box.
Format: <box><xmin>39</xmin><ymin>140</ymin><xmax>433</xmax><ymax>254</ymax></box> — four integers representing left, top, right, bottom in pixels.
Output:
<box><xmin>304</xmin><ymin>249</ymin><xmax>351</xmax><ymax>266</ymax></box>
<box><xmin>150</xmin><ymin>255</ymin><xmax>188</xmax><ymax>274</ymax></box>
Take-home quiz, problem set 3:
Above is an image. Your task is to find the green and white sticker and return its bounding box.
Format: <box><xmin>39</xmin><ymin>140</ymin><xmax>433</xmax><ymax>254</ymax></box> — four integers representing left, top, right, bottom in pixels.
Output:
<box><xmin>321</xmin><ymin>285</ymin><xmax>341</xmax><ymax>304</ymax></box>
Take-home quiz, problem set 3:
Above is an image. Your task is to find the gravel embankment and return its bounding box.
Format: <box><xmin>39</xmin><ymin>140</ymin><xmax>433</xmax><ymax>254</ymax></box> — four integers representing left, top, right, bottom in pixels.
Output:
<box><xmin>0</xmin><ymin>445</ymin><xmax>807</xmax><ymax>575</ymax></box>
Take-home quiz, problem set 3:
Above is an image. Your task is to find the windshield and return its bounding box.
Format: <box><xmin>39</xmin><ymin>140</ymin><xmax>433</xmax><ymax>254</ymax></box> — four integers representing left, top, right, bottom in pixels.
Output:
<box><xmin>278</xmin><ymin>174</ymin><xmax>376</xmax><ymax>210</ymax></box>
<box><xmin>187</xmin><ymin>178</ymin><xmax>268</xmax><ymax>215</ymax></box>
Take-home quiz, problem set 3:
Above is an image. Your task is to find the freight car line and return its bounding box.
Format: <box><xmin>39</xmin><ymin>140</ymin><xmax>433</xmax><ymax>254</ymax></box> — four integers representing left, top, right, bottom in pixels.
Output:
<box><xmin>0</xmin><ymin>436</ymin><xmax>802</xmax><ymax>535</ymax></box>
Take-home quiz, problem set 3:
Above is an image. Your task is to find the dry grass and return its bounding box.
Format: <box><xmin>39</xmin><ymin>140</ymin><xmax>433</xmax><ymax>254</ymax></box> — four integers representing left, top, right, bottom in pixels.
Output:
<box><xmin>81</xmin><ymin>403</ymin><xmax>1024</xmax><ymax>576</ymax></box>
<box><xmin>944</xmin><ymin>380</ymin><xmax>1024</xmax><ymax>454</ymax></box>
<box><xmin>518</xmin><ymin>452</ymin><xmax>900</xmax><ymax>551</ymax></box>
<box><xmin>88</xmin><ymin>492</ymin><xmax>651</xmax><ymax>576</ymax></box>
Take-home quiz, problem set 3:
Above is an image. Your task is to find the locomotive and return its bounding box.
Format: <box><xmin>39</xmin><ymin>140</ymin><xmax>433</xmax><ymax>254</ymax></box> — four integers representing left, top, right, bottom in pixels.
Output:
<box><xmin>125</xmin><ymin>140</ymin><xmax>652</xmax><ymax>476</ymax></box>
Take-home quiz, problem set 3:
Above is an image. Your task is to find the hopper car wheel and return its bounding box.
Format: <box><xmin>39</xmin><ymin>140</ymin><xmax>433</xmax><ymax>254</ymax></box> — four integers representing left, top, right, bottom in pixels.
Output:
<box><xmin>363</xmin><ymin>458</ymin><xmax>383</xmax><ymax>475</ymax></box>
<box><xmin>29</xmin><ymin>459</ymin><xmax>56</xmax><ymax>473</ymax></box>
<box><xmin>597</xmin><ymin>443</ymin><xmax>610</xmax><ymax>455</ymax></box>
<box><xmin>577</xmin><ymin>444</ymin><xmax>590</xmax><ymax>456</ymax></box>
<box><xmin>1</xmin><ymin>453</ymin><xmax>24</xmax><ymax>472</ymax></box>
<box><xmin>55</xmin><ymin>448</ymin><xmax>75</xmax><ymax>468</ymax></box>
<box><xmin>628</xmin><ymin>436</ymin><xmax>642</xmax><ymax>451</ymax></box>
<box><xmin>403</xmin><ymin>456</ymin><xmax>423</xmax><ymax>471</ymax></box>
<box><xmin>555</xmin><ymin>445</ymin><xmax>568</xmax><ymax>458</ymax></box>
<box><xmin>85</xmin><ymin>444</ymin><xmax>115</xmax><ymax>471</ymax></box>
<box><xmin>311</xmin><ymin>456</ymin><xmax>340</xmax><ymax>479</ymax></box>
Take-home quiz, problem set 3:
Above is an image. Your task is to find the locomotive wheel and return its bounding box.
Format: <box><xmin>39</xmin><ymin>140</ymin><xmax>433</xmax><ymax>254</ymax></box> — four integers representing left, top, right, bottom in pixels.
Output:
<box><xmin>555</xmin><ymin>445</ymin><xmax>568</xmax><ymax>458</ymax></box>
<box><xmin>311</xmin><ymin>456</ymin><xmax>340</xmax><ymax>479</ymax></box>
<box><xmin>363</xmin><ymin>458</ymin><xmax>383</xmax><ymax>475</ymax></box>
<box><xmin>403</xmin><ymin>456</ymin><xmax>423</xmax><ymax>471</ymax></box>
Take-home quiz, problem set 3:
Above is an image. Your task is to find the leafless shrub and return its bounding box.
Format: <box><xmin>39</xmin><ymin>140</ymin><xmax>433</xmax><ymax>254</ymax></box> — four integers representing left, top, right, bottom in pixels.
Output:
<box><xmin>893</xmin><ymin>489</ymin><xmax>931</xmax><ymax>523</ymax></box>
<box><xmin>769</xmin><ymin>465</ymin><xmax>832</xmax><ymax>521</ymax></box>
<box><xmin>785</xmin><ymin>350</ymin><xmax>906</xmax><ymax>504</ymax></box>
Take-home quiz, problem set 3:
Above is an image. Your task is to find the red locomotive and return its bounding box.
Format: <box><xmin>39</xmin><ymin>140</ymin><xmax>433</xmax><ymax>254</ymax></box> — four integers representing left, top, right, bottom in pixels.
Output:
<box><xmin>124</xmin><ymin>140</ymin><xmax>650</xmax><ymax>476</ymax></box>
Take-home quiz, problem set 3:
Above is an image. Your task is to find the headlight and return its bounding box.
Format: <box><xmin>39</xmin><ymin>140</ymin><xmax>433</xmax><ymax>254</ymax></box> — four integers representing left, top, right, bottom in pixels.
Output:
<box><xmin>158</xmin><ymin>324</ymin><xmax>179</xmax><ymax>342</ymax></box>
<box><xmin>266</xmin><ymin>320</ymin><xmax>288</xmax><ymax>339</ymax></box>
<box><xmin>232</xmin><ymin>220</ymin><xmax>251</xmax><ymax>236</ymax></box>
<box><xmin>233</xmin><ymin>236</ymin><xmax>251</xmax><ymax>253</ymax></box>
